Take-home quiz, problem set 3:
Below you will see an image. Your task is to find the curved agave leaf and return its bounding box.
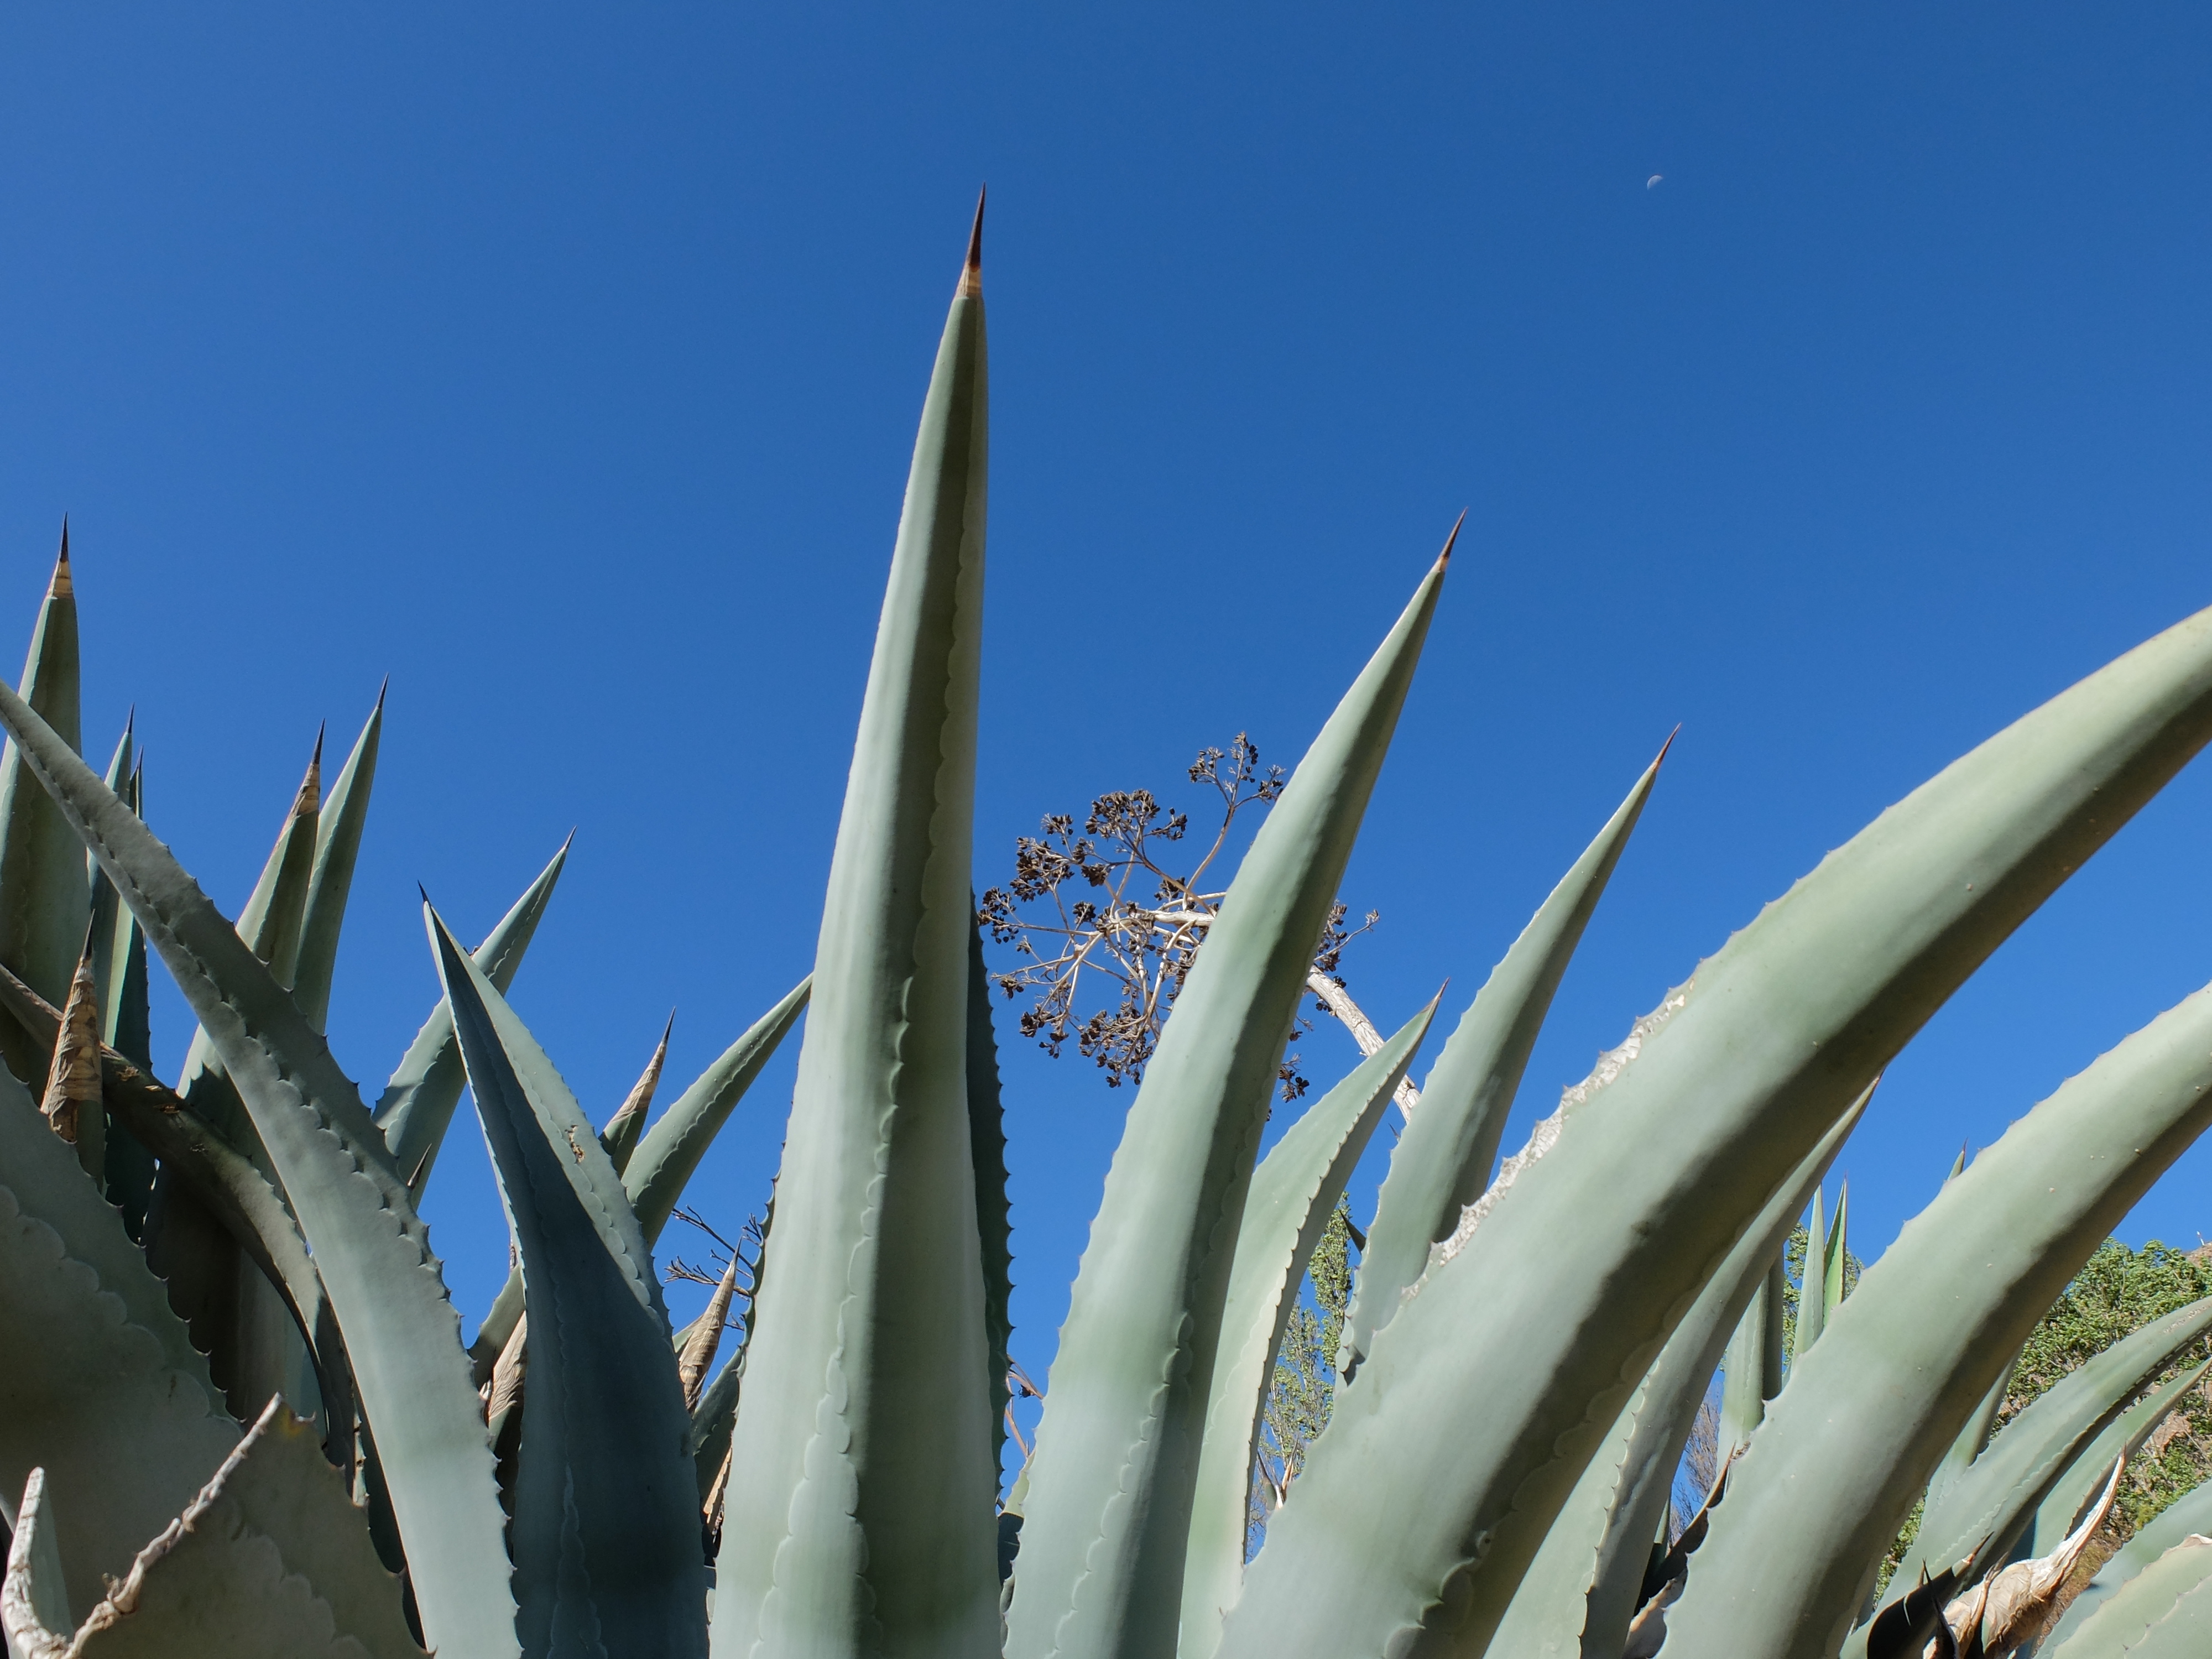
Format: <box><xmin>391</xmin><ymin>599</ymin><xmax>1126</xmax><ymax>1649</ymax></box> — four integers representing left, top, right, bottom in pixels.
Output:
<box><xmin>1718</xmin><ymin>1254</ymin><xmax>1787</xmax><ymax>1461</ymax></box>
<box><xmin>469</xmin><ymin>974</ymin><xmax>810</xmax><ymax>1381</ymax></box>
<box><xmin>293</xmin><ymin>688</ymin><xmax>384</xmax><ymax>1032</ymax></box>
<box><xmin>1926</xmin><ymin>1357</ymin><xmax>2018</xmax><ymax>1521</ymax></box>
<box><xmin>431</xmin><ymin>907</ymin><xmax>706</xmax><ymax>1659</ymax></box>
<box><xmin>690</xmin><ymin>1180</ymin><xmax>778</xmax><ymax>1509</ymax></box>
<box><xmin>601</xmin><ymin>1015</ymin><xmax>672</xmax><ymax>1177</ymax></box>
<box><xmin>624</xmin><ymin>973</ymin><xmax>811</xmax><ymax>1244</ymax></box>
<box><xmin>1795</xmin><ymin>1187</ymin><xmax>1830</xmax><ymax>1359</ymax></box>
<box><xmin>88</xmin><ymin>735</ymin><xmax>154</xmax><ymax>1235</ymax></box>
<box><xmin>14</xmin><ymin>1401</ymin><xmax>421</xmax><ymax>1659</ymax></box>
<box><xmin>1895</xmin><ymin>1295</ymin><xmax>2212</xmax><ymax>1590</ymax></box>
<box><xmin>1009</xmin><ymin>538</ymin><xmax>1448</xmax><ymax>1659</ymax></box>
<box><xmin>0</xmin><ymin>954</ymin><xmax>335</xmax><ymax>1417</ymax></box>
<box><xmin>2044</xmin><ymin>1470</ymin><xmax>2212</xmax><ymax>1645</ymax></box>
<box><xmin>1214</xmin><ymin>598</ymin><xmax>2212</xmax><ymax>1659</ymax></box>
<box><xmin>1676</xmin><ymin>982</ymin><xmax>2212</xmax><ymax>1659</ymax></box>
<box><xmin>1497</xmin><ymin>1092</ymin><xmax>1866</xmax><ymax>1659</ymax></box>
<box><xmin>0</xmin><ymin>533</ymin><xmax>86</xmax><ymax>1091</ymax></box>
<box><xmin>375</xmin><ymin>836</ymin><xmax>569</xmax><ymax>1195</ymax></box>
<box><xmin>0</xmin><ymin>1072</ymin><xmax>240</xmax><ymax>1620</ymax></box>
<box><xmin>3</xmin><ymin>1467</ymin><xmax>73</xmax><ymax>1653</ymax></box>
<box><xmin>968</xmin><ymin>915</ymin><xmax>1014</xmax><ymax>1481</ymax></box>
<box><xmin>1342</xmin><ymin>744</ymin><xmax>1663</xmax><ymax>1379</ymax></box>
<box><xmin>0</xmin><ymin>678</ymin><xmax>518</xmax><ymax>1658</ymax></box>
<box><xmin>1183</xmin><ymin>998</ymin><xmax>1439</xmax><ymax>1659</ymax></box>
<box><xmin>148</xmin><ymin>744</ymin><xmax>324</xmax><ymax>1423</ymax></box>
<box><xmin>714</xmin><ymin>205</ymin><xmax>995</xmax><ymax>1659</ymax></box>
<box><xmin>2028</xmin><ymin>1358</ymin><xmax>2212</xmax><ymax>1558</ymax></box>
<box><xmin>2046</xmin><ymin>1535</ymin><xmax>2212</xmax><ymax>1659</ymax></box>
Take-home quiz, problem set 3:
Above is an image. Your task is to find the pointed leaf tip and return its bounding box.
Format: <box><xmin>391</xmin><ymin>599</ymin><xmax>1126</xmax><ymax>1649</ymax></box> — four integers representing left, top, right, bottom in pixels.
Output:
<box><xmin>1437</xmin><ymin>509</ymin><xmax>1467</xmax><ymax>570</ymax></box>
<box><xmin>961</xmin><ymin>187</ymin><xmax>985</xmax><ymax>297</ymax></box>
<box><xmin>50</xmin><ymin>520</ymin><xmax>72</xmax><ymax>596</ymax></box>
<box><xmin>1656</xmin><ymin>724</ymin><xmax>1682</xmax><ymax>766</ymax></box>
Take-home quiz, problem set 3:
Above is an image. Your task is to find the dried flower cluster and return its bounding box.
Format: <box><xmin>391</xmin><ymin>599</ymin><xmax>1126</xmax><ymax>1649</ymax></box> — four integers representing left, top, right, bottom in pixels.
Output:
<box><xmin>978</xmin><ymin>734</ymin><xmax>1375</xmax><ymax>1102</ymax></box>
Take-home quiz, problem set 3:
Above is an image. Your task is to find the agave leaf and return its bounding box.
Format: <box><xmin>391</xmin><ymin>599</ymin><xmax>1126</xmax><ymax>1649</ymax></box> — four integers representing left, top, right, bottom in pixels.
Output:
<box><xmin>1182</xmin><ymin>998</ymin><xmax>1439</xmax><ymax>1659</ymax></box>
<box><xmin>90</xmin><ymin>740</ymin><xmax>154</xmax><ymax>1235</ymax></box>
<box><xmin>2028</xmin><ymin>1358</ymin><xmax>2212</xmax><ymax>1558</ymax></box>
<box><xmin>2114</xmin><ymin>1571</ymin><xmax>2212</xmax><ymax>1659</ymax></box>
<box><xmin>1821</xmin><ymin>1178</ymin><xmax>1850</xmax><ymax>1319</ymax></box>
<box><xmin>1944</xmin><ymin>1454</ymin><xmax>2122</xmax><ymax>1658</ymax></box>
<box><xmin>677</xmin><ymin>1255</ymin><xmax>742</xmax><ymax>1411</ymax></box>
<box><xmin>690</xmin><ymin>1183</ymin><xmax>776</xmax><ymax>1510</ymax></box>
<box><xmin>293</xmin><ymin>688</ymin><xmax>383</xmax><ymax>1032</ymax></box>
<box><xmin>25</xmin><ymin>1400</ymin><xmax>422</xmax><ymax>1659</ymax></box>
<box><xmin>1717</xmin><ymin>1257</ymin><xmax>1785</xmax><ymax>1461</ymax></box>
<box><xmin>0</xmin><ymin>1072</ymin><xmax>240</xmax><ymax>1619</ymax></box>
<box><xmin>0</xmin><ymin>678</ymin><xmax>518</xmax><ymax>1658</ymax></box>
<box><xmin>0</xmin><ymin>534</ymin><xmax>86</xmax><ymax>1091</ymax></box>
<box><xmin>601</xmin><ymin>1014</ymin><xmax>672</xmax><ymax>1177</ymax></box>
<box><xmin>147</xmin><ymin>743</ymin><xmax>325</xmax><ymax>1423</ymax></box>
<box><xmin>1214</xmin><ymin>599</ymin><xmax>2212</xmax><ymax>1659</ymax></box>
<box><xmin>470</xmin><ymin>974</ymin><xmax>810</xmax><ymax>1381</ymax></box>
<box><xmin>430</xmin><ymin>907</ymin><xmax>706</xmax><ymax>1658</ymax></box>
<box><xmin>1895</xmin><ymin>1295</ymin><xmax>2212</xmax><ymax>1590</ymax></box>
<box><xmin>1676</xmin><ymin>981</ymin><xmax>2212</xmax><ymax>1659</ymax></box>
<box><xmin>714</xmin><ymin>205</ymin><xmax>995</xmax><ymax>1659</ymax></box>
<box><xmin>375</xmin><ymin>836</ymin><xmax>570</xmax><ymax>1195</ymax></box>
<box><xmin>1795</xmin><ymin>1187</ymin><xmax>1829</xmax><ymax>1360</ymax></box>
<box><xmin>1008</xmin><ymin>533</ymin><xmax>1448</xmax><ymax>1659</ymax></box>
<box><xmin>1342</xmin><ymin>744</ymin><xmax>1663</xmax><ymax>1378</ymax></box>
<box><xmin>968</xmin><ymin>914</ymin><xmax>1015</xmax><ymax>1484</ymax></box>
<box><xmin>1925</xmin><ymin>1355</ymin><xmax>2018</xmax><ymax>1524</ymax></box>
<box><xmin>0</xmin><ymin>956</ymin><xmax>331</xmax><ymax>1396</ymax></box>
<box><xmin>2044</xmin><ymin>1534</ymin><xmax>2212</xmax><ymax>1659</ymax></box>
<box><xmin>170</xmin><ymin>738</ymin><xmax>322</xmax><ymax>1148</ymax></box>
<box><xmin>2043</xmin><ymin>1469</ymin><xmax>2212</xmax><ymax>1645</ymax></box>
<box><xmin>40</xmin><ymin>948</ymin><xmax>103</xmax><ymax>1182</ymax></box>
<box><xmin>624</xmin><ymin>974</ymin><xmax>812</xmax><ymax>1243</ymax></box>
<box><xmin>2</xmin><ymin>1467</ymin><xmax>72</xmax><ymax>1653</ymax></box>
<box><xmin>1495</xmin><ymin>1092</ymin><xmax>1866</xmax><ymax>1659</ymax></box>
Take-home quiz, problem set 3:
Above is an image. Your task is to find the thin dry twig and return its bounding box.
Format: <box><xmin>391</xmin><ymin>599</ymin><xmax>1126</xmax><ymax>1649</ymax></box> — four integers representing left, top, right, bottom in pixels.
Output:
<box><xmin>979</xmin><ymin>733</ymin><xmax>1387</xmax><ymax>1105</ymax></box>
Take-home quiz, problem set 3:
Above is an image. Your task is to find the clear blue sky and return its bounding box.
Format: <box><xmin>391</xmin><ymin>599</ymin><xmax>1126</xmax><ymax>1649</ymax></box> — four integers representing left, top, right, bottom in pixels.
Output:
<box><xmin>4</xmin><ymin>4</ymin><xmax>2211</xmax><ymax>1420</ymax></box>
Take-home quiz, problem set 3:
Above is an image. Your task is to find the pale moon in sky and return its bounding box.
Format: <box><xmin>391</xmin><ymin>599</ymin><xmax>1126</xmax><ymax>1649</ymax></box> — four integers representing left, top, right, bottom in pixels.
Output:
<box><xmin>1646</xmin><ymin>174</ymin><xmax>1664</xmax><ymax>188</ymax></box>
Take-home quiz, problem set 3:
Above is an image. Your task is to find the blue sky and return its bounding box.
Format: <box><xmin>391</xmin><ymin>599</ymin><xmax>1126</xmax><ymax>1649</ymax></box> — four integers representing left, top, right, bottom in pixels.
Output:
<box><xmin>4</xmin><ymin>3</ymin><xmax>2211</xmax><ymax>1429</ymax></box>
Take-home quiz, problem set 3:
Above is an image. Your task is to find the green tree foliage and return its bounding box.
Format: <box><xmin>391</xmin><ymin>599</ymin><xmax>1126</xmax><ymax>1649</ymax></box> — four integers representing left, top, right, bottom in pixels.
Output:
<box><xmin>2001</xmin><ymin>1238</ymin><xmax>2212</xmax><ymax>1536</ymax></box>
<box><xmin>1248</xmin><ymin>1200</ymin><xmax>1356</xmax><ymax>1554</ymax></box>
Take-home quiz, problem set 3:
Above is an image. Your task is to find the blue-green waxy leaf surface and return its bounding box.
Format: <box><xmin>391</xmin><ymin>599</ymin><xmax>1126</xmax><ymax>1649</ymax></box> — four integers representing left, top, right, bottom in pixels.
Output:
<box><xmin>431</xmin><ymin>907</ymin><xmax>706</xmax><ymax>1659</ymax></box>
<box><xmin>1182</xmin><ymin>998</ymin><xmax>1438</xmax><ymax>1659</ymax></box>
<box><xmin>151</xmin><ymin>747</ymin><xmax>323</xmax><ymax>1422</ymax></box>
<box><xmin>968</xmin><ymin>914</ymin><xmax>1015</xmax><ymax>1483</ymax></box>
<box><xmin>0</xmin><ymin>675</ymin><xmax>518</xmax><ymax>1659</ymax></box>
<box><xmin>472</xmin><ymin>973</ymin><xmax>810</xmax><ymax>1382</ymax></box>
<box><xmin>2047</xmin><ymin>1472</ymin><xmax>2212</xmax><ymax>1647</ymax></box>
<box><xmin>0</xmin><ymin>1066</ymin><xmax>239</xmax><ymax>1620</ymax></box>
<box><xmin>294</xmin><ymin>688</ymin><xmax>383</xmax><ymax>1032</ymax></box>
<box><xmin>1490</xmin><ymin>1093</ymin><xmax>1865</xmax><ymax>1659</ymax></box>
<box><xmin>2028</xmin><ymin>1358</ymin><xmax>2211</xmax><ymax>1559</ymax></box>
<box><xmin>1342</xmin><ymin>745</ymin><xmax>1662</xmax><ymax>1379</ymax></box>
<box><xmin>375</xmin><ymin>836</ymin><xmax>568</xmax><ymax>1194</ymax></box>
<box><xmin>1008</xmin><ymin>541</ymin><xmax>1447</xmax><ymax>1659</ymax></box>
<box><xmin>1674</xmin><ymin>979</ymin><xmax>2212</xmax><ymax>1659</ymax></box>
<box><xmin>0</xmin><ymin>539</ymin><xmax>85</xmax><ymax>1056</ymax></box>
<box><xmin>713</xmin><ymin>212</ymin><xmax>996</xmax><ymax>1659</ymax></box>
<box><xmin>2047</xmin><ymin>1535</ymin><xmax>2212</xmax><ymax>1659</ymax></box>
<box><xmin>1213</xmin><ymin>599</ymin><xmax>2212</xmax><ymax>1659</ymax></box>
<box><xmin>1895</xmin><ymin>1295</ymin><xmax>2212</xmax><ymax>1593</ymax></box>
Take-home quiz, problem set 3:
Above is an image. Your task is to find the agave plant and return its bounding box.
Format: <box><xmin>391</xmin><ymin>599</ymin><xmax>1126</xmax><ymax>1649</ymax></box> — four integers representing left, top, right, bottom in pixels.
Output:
<box><xmin>7</xmin><ymin>201</ymin><xmax>2212</xmax><ymax>1659</ymax></box>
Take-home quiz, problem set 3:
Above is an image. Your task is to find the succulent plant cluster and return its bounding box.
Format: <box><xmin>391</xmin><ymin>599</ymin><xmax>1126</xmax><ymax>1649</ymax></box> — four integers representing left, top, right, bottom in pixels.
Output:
<box><xmin>6</xmin><ymin>203</ymin><xmax>2212</xmax><ymax>1659</ymax></box>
